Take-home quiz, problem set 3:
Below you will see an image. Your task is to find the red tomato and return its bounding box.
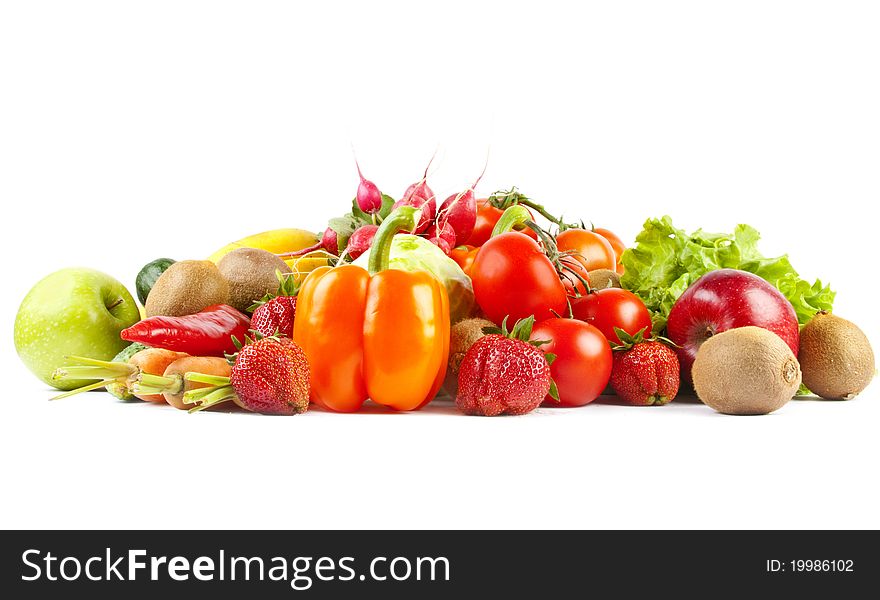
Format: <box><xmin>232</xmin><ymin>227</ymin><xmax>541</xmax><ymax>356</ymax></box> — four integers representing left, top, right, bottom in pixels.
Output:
<box><xmin>470</xmin><ymin>232</ymin><xmax>568</xmax><ymax>324</ymax></box>
<box><xmin>593</xmin><ymin>227</ymin><xmax>626</xmax><ymax>275</ymax></box>
<box><xmin>449</xmin><ymin>245</ymin><xmax>479</xmax><ymax>274</ymax></box>
<box><xmin>556</xmin><ymin>229</ymin><xmax>617</xmax><ymax>272</ymax></box>
<box><xmin>466</xmin><ymin>199</ymin><xmax>539</xmax><ymax>247</ymax></box>
<box><xmin>531</xmin><ymin>318</ymin><xmax>612</xmax><ymax>407</ymax></box>
<box><xmin>571</xmin><ymin>288</ymin><xmax>652</xmax><ymax>344</ymax></box>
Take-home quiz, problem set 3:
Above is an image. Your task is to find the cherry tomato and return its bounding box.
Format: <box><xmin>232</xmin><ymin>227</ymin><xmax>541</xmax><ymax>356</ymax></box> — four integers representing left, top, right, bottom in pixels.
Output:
<box><xmin>593</xmin><ymin>227</ymin><xmax>626</xmax><ymax>275</ymax></box>
<box><xmin>531</xmin><ymin>318</ymin><xmax>613</xmax><ymax>407</ymax></box>
<box><xmin>556</xmin><ymin>228</ymin><xmax>617</xmax><ymax>273</ymax></box>
<box><xmin>470</xmin><ymin>232</ymin><xmax>568</xmax><ymax>324</ymax></box>
<box><xmin>449</xmin><ymin>245</ymin><xmax>479</xmax><ymax>274</ymax></box>
<box><xmin>571</xmin><ymin>288</ymin><xmax>652</xmax><ymax>344</ymax></box>
<box><xmin>466</xmin><ymin>199</ymin><xmax>538</xmax><ymax>247</ymax></box>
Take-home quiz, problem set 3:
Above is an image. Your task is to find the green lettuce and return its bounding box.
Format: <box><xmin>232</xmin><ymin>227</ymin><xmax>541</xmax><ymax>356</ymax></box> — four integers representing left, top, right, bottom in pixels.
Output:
<box><xmin>621</xmin><ymin>216</ymin><xmax>834</xmax><ymax>332</ymax></box>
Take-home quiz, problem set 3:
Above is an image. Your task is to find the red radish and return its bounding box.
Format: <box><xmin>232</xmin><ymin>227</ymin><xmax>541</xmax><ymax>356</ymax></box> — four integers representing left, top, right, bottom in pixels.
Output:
<box><xmin>393</xmin><ymin>196</ymin><xmax>435</xmax><ymax>234</ymax></box>
<box><xmin>436</xmin><ymin>160</ymin><xmax>486</xmax><ymax>244</ymax></box>
<box><xmin>279</xmin><ymin>227</ymin><xmax>339</xmax><ymax>258</ymax></box>
<box><xmin>437</xmin><ymin>190</ymin><xmax>476</xmax><ymax>246</ymax></box>
<box><xmin>346</xmin><ymin>224</ymin><xmax>379</xmax><ymax>259</ymax></box>
<box><xmin>395</xmin><ymin>155</ymin><xmax>437</xmax><ymax>233</ymax></box>
<box><xmin>319</xmin><ymin>227</ymin><xmax>340</xmax><ymax>255</ymax></box>
<box><xmin>401</xmin><ymin>153</ymin><xmax>436</xmax><ymax>205</ymax></box>
<box><xmin>425</xmin><ymin>219</ymin><xmax>456</xmax><ymax>255</ymax></box>
<box><xmin>355</xmin><ymin>160</ymin><xmax>383</xmax><ymax>214</ymax></box>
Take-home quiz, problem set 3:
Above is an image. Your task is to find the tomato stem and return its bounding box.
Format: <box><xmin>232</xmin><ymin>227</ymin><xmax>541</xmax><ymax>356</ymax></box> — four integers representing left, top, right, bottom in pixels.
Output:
<box><xmin>488</xmin><ymin>188</ymin><xmax>579</xmax><ymax>230</ymax></box>
<box><xmin>490</xmin><ymin>205</ymin><xmax>533</xmax><ymax>237</ymax></box>
<box><xmin>492</xmin><ymin>207</ymin><xmax>592</xmax><ymax>299</ymax></box>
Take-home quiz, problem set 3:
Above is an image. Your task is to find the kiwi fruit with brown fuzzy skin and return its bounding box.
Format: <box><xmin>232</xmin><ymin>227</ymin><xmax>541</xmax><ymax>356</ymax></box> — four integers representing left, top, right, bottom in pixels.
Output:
<box><xmin>217</xmin><ymin>248</ymin><xmax>293</xmax><ymax>312</ymax></box>
<box><xmin>799</xmin><ymin>312</ymin><xmax>875</xmax><ymax>400</ymax></box>
<box><xmin>145</xmin><ymin>260</ymin><xmax>229</xmax><ymax>317</ymax></box>
<box><xmin>587</xmin><ymin>269</ymin><xmax>621</xmax><ymax>289</ymax></box>
<box><xmin>692</xmin><ymin>326</ymin><xmax>801</xmax><ymax>415</ymax></box>
<box><xmin>449</xmin><ymin>318</ymin><xmax>495</xmax><ymax>375</ymax></box>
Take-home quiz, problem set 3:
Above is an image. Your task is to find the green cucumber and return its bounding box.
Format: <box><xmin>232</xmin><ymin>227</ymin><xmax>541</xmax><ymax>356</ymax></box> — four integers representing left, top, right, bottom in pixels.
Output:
<box><xmin>136</xmin><ymin>258</ymin><xmax>175</xmax><ymax>305</ymax></box>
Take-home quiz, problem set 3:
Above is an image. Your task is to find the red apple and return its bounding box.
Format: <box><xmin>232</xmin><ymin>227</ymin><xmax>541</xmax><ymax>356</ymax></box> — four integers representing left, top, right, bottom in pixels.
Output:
<box><xmin>666</xmin><ymin>269</ymin><xmax>799</xmax><ymax>381</ymax></box>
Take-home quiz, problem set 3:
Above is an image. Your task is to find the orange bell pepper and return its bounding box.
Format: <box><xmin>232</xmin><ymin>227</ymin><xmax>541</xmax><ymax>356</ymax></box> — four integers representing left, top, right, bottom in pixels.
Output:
<box><xmin>293</xmin><ymin>207</ymin><xmax>450</xmax><ymax>412</ymax></box>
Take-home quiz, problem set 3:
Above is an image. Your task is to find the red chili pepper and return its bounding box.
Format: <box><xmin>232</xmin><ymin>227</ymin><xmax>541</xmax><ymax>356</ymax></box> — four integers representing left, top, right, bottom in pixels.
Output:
<box><xmin>121</xmin><ymin>305</ymin><xmax>251</xmax><ymax>356</ymax></box>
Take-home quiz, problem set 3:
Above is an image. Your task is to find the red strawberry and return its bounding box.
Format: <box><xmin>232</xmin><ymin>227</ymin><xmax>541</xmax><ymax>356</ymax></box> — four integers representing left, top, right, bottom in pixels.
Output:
<box><xmin>230</xmin><ymin>337</ymin><xmax>309</xmax><ymax>415</ymax></box>
<box><xmin>249</xmin><ymin>272</ymin><xmax>299</xmax><ymax>338</ymax></box>
<box><xmin>184</xmin><ymin>336</ymin><xmax>310</xmax><ymax>415</ymax></box>
<box><xmin>251</xmin><ymin>296</ymin><xmax>296</xmax><ymax>338</ymax></box>
<box><xmin>610</xmin><ymin>330</ymin><xmax>680</xmax><ymax>406</ymax></box>
<box><xmin>456</xmin><ymin>317</ymin><xmax>555</xmax><ymax>416</ymax></box>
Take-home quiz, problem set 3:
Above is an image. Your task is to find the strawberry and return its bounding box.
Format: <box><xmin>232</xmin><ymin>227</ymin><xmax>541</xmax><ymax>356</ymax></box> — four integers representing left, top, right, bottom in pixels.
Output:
<box><xmin>251</xmin><ymin>296</ymin><xmax>296</xmax><ymax>338</ymax></box>
<box><xmin>230</xmin><ymin>337</ymin><xmax>309</xmax><ymax>415</ymax></box>
<box><xmin>249</xmin><ymin>271</ymin><xmax>299</xmax><ymax>338</ymax></box>
<box><xmin>610</xmin><ymin>328</ymin><xmax>680</xmax><ymax>406</ymax></box>
<box><xmin>183</xmin><ymin>335</ymin><xmax>310</xmax><ymax>415</ymax></box>
<box><xmin>456</xmin><ymin>317</ymin><xmax>556</xmax><ymax>416</ymax></box>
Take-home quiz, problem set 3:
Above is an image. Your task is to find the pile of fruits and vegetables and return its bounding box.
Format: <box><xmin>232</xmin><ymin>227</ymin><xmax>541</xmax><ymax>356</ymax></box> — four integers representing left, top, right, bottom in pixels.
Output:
<box><xmin>13</xmin><ymin>159</ymin><xmax>875</xmax><ymax>417</ymax></box>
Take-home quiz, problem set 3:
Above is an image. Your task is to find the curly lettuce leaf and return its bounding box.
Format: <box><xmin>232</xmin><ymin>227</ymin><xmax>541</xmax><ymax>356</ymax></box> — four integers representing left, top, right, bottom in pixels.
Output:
<box><xmin>621</xmin><ymin>216</ymin><xmax>834</xmax><ymax>332</ymax></box>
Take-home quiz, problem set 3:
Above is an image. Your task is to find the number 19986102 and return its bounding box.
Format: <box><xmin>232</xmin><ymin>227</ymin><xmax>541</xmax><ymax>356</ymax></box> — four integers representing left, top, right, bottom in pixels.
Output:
<box><xmin>767</xmin><ymin>559</ymin><xmax>854</xmax><ymax>573</ymax></box>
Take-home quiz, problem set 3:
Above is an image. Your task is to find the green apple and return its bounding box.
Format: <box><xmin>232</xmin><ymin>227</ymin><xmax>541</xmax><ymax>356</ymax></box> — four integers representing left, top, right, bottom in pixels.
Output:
<box><xmin>14</xmin><ymin>267</ymin><xmax>141</xmax><ymax>390</ymax></box>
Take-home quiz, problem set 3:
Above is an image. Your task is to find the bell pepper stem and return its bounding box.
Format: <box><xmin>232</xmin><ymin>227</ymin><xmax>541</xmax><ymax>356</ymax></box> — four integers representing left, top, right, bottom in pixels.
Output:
<box><xmin>491</xmin><ymin>205</ymin><xmax>534</xmax><ymax>237</ymax></box>
<box><xmin>367</xmin><ymin>205</ymin><xmax>420</xmax><ymax>275</ymax></box>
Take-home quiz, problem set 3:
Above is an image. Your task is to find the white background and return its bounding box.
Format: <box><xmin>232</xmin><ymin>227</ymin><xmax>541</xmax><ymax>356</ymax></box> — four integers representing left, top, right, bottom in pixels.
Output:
<box><xmin>1</xmin><ymin>1</ymin><xmax>878</xmax><ymax>529</ymax></box>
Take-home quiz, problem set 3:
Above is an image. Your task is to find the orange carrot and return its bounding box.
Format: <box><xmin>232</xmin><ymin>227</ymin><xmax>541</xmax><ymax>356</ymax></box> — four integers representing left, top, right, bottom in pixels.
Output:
<box><xmin>50</xmin><ymin>348</ymin><xmax>188</xmax><ymax>402</ymax></box>
<box><xmin>128</xmin><ymin>349</ymin><xmax>189</xmax><ymax>402</ymax></box>
<box><xmin>134</xmin><ymin>356</ymin><xmax>231</xmax><ymax>410</ymax></box>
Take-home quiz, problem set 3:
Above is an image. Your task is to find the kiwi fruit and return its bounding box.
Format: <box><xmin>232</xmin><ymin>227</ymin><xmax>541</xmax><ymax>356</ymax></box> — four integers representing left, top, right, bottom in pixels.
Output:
<box><xmin>135</xmin><ymin>258</ymin><xmax>175</xmax><ymax>305</ymax></box>
<box><xmin>217</xmin><ymin>248</ymin><xmax>292</xmax><ymax>312</ymax></box>
<box><xmin>588</xmin><ymin>268</ymin><xmax>621</xmax><ymax>289</ymax></box>
<box><xmin>799</xmin><ymin>312</ymin><xmax>875</xmax><ymax>400</ymax></box>
<box><xmin>145</xmin><ymin>260</ymin><xmax>229</xmax><ymax>317</ymax></box>
<box><xmin>449</xmin><ymin>318</ymin><xmax>495</xmax><ymax>374</ymax></box>
<box><xmin>692</xmin><ymin>326</ymin><xmax>801</xmax><ymax>415</ymax></box>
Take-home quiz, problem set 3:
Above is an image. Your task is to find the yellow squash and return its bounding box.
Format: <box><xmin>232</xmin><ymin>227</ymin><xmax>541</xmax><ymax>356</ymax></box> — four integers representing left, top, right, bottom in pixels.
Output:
<box><xmin>208</xmin><ymin>228</ymin><xmax>329</xmax><ymax>283</ymax></box>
